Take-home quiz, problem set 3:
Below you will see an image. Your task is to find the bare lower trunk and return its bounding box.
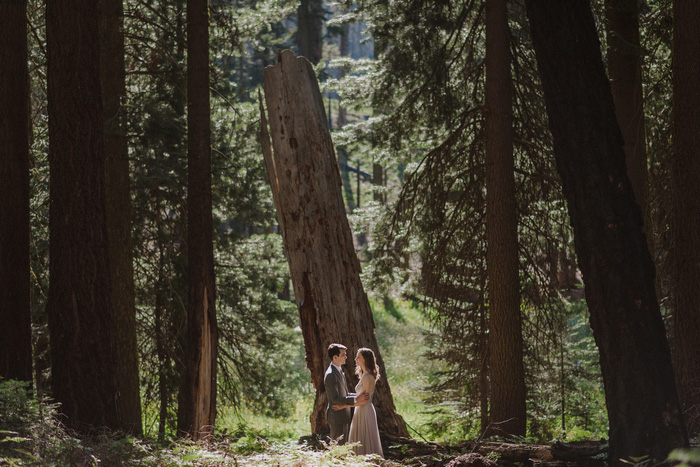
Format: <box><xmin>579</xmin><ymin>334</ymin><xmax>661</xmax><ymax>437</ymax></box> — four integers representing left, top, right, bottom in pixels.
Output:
<box><xmin>0</xmin><ymin>0</ymin><xmax>33</xmax><ymax>384</ymax></box>
<box><xmin>99</xmin><ymin>0</ymin><xmax>142</xmax><ymax>435</ymax></box>
<box><xmin>46</xmin><ymin>0</ymin><xmax>122</xmax><ymax>431</ymax></box>
<box><xmin>260</xmin><ymin>50</ymin><xmax>408</xmax><ymax>437</ymax></box>
<box><xmin>179</xmin><ymin>0</ymin><xmax>217</xmax><ymax>439</ymax></box>
<box><xmin>485</xmin><ymin>0</ymin><xmax>526</xmax><ymax>437</ymax></box>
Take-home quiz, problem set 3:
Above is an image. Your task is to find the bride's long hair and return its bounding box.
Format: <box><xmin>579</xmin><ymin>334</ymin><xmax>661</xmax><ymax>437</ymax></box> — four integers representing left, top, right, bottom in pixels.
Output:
<box><xmin>355</xmin><ymin>347</ymin><xmax>381</xmax><ymax>381</ymax></box>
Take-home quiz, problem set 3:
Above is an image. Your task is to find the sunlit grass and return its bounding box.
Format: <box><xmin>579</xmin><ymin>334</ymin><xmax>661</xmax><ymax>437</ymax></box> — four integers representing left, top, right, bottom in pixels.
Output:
<box><xmin>214</xmin><ymin>294</ymin><xmax>445</xmax><ymax>446</ymax></box>
<box><xmin>221</xmin><ymin>295</ymin><xmax>448</xmax><ymax>445</ymax></box>
<box><xmin>217</xmin><ymin>393</ymin><xmax>315</xmax><ymax>441</ymax></box>
<box><xmin>370</xmin><ymin>295</ymin><xmax>441</xmax><ymax>441</ymax></box>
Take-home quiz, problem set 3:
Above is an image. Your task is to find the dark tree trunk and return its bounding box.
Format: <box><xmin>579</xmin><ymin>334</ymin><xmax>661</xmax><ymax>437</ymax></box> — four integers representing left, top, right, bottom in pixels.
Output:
<box><xmin>297</xmin><ymin>0</ymin><xmax>323</xmax><ymax>65</ymax></box>
<box><xmin>260</xmin><ymin>50</ymin><xmax>408</xmax><ymax>437</ymax></box>
<box><xmin>479</xmin><ymin>306</ymin><xmax>489</xmax><ymax>434</ymax></box>
<box><xmin>156</xmin><ymin>240</ymin><xmax>169</xmax><ymax>442</ymax></box>
<box><xmin>670</xmin><ymin>0</ymin><xmax>700</xmax><ymax>437</ymax></box>
<box><xmin>0</xmin><ymin>0</ymin><xmax>33</xmax><ymax>384</ymax></box>
<box><xmin>46</xmin><ymin>0</ymin><xmax>122</xmax><ymax>431</ymax></box>
<box><xmin>524</xmin><ymin>0</ymin><xmax>687</xmax><ymax>463</ymax></box>
<box><xmin>604</xmin><ymin>0</ymin><xmax>650</xmax><ymax>234</ymax></box>
<box><xmin>98</xmin><ymin>0</ymin><xmax>142</xmax><ymax>435</ymax></box>
<box><xmin>485</xmin><ymin>0</ymin><xmax>526</xmax><ymax>437</ymax></box>
<box><xmin>179</xmin><ymin>0</ymin><xmax>218</xmax><ymax>440</ymax></box>
<box><xmin>372</xmin><ymin>163</ymin><xmax>384</xmax><ymax>203</ymax></box>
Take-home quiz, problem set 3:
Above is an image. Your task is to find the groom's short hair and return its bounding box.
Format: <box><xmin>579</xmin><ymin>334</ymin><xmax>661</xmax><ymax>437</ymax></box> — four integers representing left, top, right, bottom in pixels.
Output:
<box><xmin>328</xmin><ymin>343</ymin><xmax>347</xmax><ymax>359</ymax></box>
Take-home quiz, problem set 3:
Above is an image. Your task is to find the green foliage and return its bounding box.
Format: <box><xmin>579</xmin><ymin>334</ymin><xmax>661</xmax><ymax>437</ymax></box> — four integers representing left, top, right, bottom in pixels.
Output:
<box><xmin>669</xmin><ymin>447</ymin><xmax>700</xmax><ymax>467</ymax></box>
<box><xmin>123</xmin><ymin>0</ymin><xmax>302</xmax><ymax>434</ymax></box>
<box><xmin>527</xmin><ymin>300</ymin><xmax>608</xmax><ymax>443</ymax></box>
<box><xmin>0</xmin><ymin>380</ymin><xmax>35</xmax><ymax>431</ymax></box>
<box><xmin>0</xmin><ymin>380</ymin><xmax>386</xmax><ymax>465</ymax></box>
<box><xmin>21</xmin><ymin>0</ymin><xmax>621</xmax><ymax>450</ymax></box>
<box><xmin>325</xmin><ymin>0</ymin><xmax>577</xmax><ymax>436</ymax></box>
<box><xmin>215</xmin><ymin>234</ymin><xmax>306</xmax><ymax>418</ymax></box>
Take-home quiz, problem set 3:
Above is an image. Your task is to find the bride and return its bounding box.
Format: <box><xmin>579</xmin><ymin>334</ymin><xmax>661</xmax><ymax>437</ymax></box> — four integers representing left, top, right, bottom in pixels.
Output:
<box><xmin>333</xmin><ymin>347</ymin><xmax>384</xmax><ymax>459</ymax></box>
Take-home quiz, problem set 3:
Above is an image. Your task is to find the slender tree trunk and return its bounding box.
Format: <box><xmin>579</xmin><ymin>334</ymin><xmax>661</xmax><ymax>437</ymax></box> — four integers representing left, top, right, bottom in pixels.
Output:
<box><xmin>604</xmin><ymin>0</ymin><xmax>651</xmax><ymax>246</ymax></box>
<box><xmin>179</xmin><ymin>0</ymin><xmax>218</xmax><ymax>440</ymax></box>
<box><xmin>485</xmin><ymin>0</ymin><xmax>527</xmax><ymax>437</ymax></box>
<box><xmin>260</xmin><ymin>50</ymin><xmax>408</xmax><ymax>437</ymax></box>
<box><xmin>297</xmin><ymin>0</ymin><xmax>323</xmax><ymax>65</ymax></box>
<box><xmin>337</xmin><ymin>22</ymin><xmax>349</xmax><ymax>131</ymax></box>
<box><xmin>670</xmin><ymin>0</ymin><xmax>700</xmax><ymax>437</ymax></box>
<box><xmin>372</xmin><ymin>163</ymin><xmax>384</xmax><ymax>203</ymax></box>
<box><xmin>156</xmin><ymin>240</ymin><xmax>169</xmax><ymax>442</ymax></box>
<box><xmin>524</xmin><ymin>0</ymin><xmax>687</xmax><ymax>463</ymax></box>
<box><xmin>336</xmin><ymin>24</ymin><xmax>355</xmax><ymax>211</ymax></box>
<box><xmin>0</xmin><ymin>0</ymin><xmax>33</xmax><ymax>384</ymax></box>
<box><xmin>479</xmin><ymin>304</ymin><xmax>489</xmax><ymax>434</ymax></box>
<box><xmin>46</xmin><ymin>0</ymin><xmax>122</xmax><ymax>431</ymax></box>
<box><xmin>98</xmin><ymin>0</ymin><xmax>142</xmax><ymax>435</ymax></box>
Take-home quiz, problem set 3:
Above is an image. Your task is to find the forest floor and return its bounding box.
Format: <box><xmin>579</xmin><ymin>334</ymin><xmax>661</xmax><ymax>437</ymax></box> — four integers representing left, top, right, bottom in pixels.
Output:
<box><xmin>294</xmin><ymin>432</ymin><xmax>608</xmax><ymax>467</ymax></box>
<box><xmin>0</xmin><ymin>428</ymin><xmax>609</xmax><ymax>467</ymax></box>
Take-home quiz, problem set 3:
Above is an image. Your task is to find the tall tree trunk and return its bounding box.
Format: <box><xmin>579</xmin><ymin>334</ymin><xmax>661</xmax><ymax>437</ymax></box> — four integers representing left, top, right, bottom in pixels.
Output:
<box><xmin>0</xmin><ymin>0</ymin><xmax>33</xmax><ymax>384</ymax></box>
<box><xmin>260</xmin><ymin>50</ymin><xmax>408</xmax><ymax>437</ymax></box>
<box><xmin>524</xmin><ymin>0</ymin><xmax>687</xmax><ymax>463</ymax></box>
<box><xmin>485</xmin><ymin>0</ymin><xmax>527</xmax><ymax>437</ymax></box>
<box><xmin>46</xmin><ymin>0</ymin><xmax>122</xmax><ymax>431</ymax></box>
<box><xmin>297</xmin><ymin>0</ymin><xmax>323</xmax><ymax>65</ymax></box>
<box><xmin>670</xmin><ymin>0</ymin><xmax>700</xmax><ymax>437</ymax></box>
<box><xmin>98</xmin><ymin>0</ymin><xmax>142</xmax><ymax>435</ymax></box>
<box><xmin>336</xmin><ymin>24</ymin><xmax>355</xmax><ymax>211</ymax></box>
<box><xmin>604</xmin><ymin>0</ymin><xmax>651</xmax><ymax>246</ymax></box>
<box><xmin>179</xmin><ymin>0</ymin><xmax>218</xmax><ymax>440</ymax></box>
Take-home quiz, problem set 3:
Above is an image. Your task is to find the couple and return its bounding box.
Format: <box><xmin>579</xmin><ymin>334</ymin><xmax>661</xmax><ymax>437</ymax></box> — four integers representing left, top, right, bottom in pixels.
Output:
<box><xmin>324</xmin><ymin>343</ymin><xmax>384</xmax><ymax>459</ymax></box>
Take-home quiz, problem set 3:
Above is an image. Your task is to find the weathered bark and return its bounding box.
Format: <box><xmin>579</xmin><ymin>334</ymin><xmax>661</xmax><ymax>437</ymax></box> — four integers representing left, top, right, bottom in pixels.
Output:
<box><xmin>484</xmin><ymin>0</ymin><xmax>526</xmax><ymax>438</ymax></box>
<box><xmin>179</xmin><ymin>0</ymin><xmax>218</xmax><ymax>440</ymax></box>
<box><xmin>98</xmin><ymin>0</ymin><xmax>142</xmax><ymax>435</ymax></box>
<box><xmin>0</xmin><ymin>0</ymin><xmax>33</xmax><ymax>384</ymax></box>
<box><xmin>260</xmin><ymin>50</ymin><xmax>408</xmax><ymax>437</ymax></box>
<box><xmin>297</xmin><ymin>0</ymin><xmax>323</xmax><ymax>65</ymax></box>
<box><xmin>46</xmin><ymin>0</ymin><xmax>122</xmax><ymax>431</ymax></box>
<box><xmin>524</xmin><ymin>0</ymin><xmax>687</xmax><ymax>463</ymax></box>
<box><xmin>670</xmin><ymin>0</ymin><xmax>700</xmax><ymax>437</ymax></box>
<box><xmin>604</xmin><ymin>0</ymin><xmax>650</xmax><ymax>236</ymax></box>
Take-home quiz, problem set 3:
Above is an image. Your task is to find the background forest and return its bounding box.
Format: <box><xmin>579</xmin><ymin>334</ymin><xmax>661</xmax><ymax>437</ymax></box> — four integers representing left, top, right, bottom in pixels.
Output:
<box><xmin>1</xmin><ymin>0</ymin><xmax>699</xmax><ymax>465</ymax></box>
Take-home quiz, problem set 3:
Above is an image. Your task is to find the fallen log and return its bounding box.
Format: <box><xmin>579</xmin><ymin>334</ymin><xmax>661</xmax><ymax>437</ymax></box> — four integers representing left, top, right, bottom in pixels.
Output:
<box><xmin>377</xmin><ymin>434</ymin><xmax>608</xmax><ymax>466</ymax></box>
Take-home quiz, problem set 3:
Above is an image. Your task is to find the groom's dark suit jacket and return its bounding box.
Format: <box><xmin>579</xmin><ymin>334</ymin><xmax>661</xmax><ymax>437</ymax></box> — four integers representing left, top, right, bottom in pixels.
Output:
<box><xmin>324</xmin><ymin>363</ymin><xmax>355</xmax><ymax>427</ymax></box>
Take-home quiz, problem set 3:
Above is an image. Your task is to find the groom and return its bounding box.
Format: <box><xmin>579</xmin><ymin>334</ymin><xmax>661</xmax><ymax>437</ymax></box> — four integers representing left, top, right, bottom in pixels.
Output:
<box><xmin>324</xmin><ymin>343</ymin><xmax>368</xmax><ymax>444</ymax></box>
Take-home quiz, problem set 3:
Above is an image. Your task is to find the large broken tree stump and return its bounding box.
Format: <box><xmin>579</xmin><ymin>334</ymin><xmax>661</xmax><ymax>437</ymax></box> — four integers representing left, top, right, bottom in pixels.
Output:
<box><xmin>259</xmin><ymin>49</ymin><xmax>408</xmax><ymax>437</ymax></box>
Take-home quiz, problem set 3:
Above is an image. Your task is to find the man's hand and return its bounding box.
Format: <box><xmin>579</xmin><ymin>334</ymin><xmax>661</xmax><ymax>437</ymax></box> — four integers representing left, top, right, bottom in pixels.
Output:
<box><xmin>358</xmin><ymin>393</ymin><xmax>369</xmax><ymax>403</ymax></box>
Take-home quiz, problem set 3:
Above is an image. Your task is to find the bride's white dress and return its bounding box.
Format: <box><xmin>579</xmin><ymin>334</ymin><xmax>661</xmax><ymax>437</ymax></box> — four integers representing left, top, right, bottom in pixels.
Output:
<box><xmin>348</xmin><ymin>374</ymin><xmax>384</xmax><ymax>458</ymax></box>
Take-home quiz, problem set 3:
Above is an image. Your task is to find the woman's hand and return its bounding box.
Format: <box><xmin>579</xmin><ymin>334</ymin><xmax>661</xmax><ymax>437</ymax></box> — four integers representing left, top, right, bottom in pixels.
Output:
<box><xmin>355</xmin><ymin>392</ymin><xmax>370</xmax><ymax>407</ymax></box>
<box><xmin>331</xmin><ymin>404</ymin><xmax>347</xmax><ymax>411</ymax></box>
